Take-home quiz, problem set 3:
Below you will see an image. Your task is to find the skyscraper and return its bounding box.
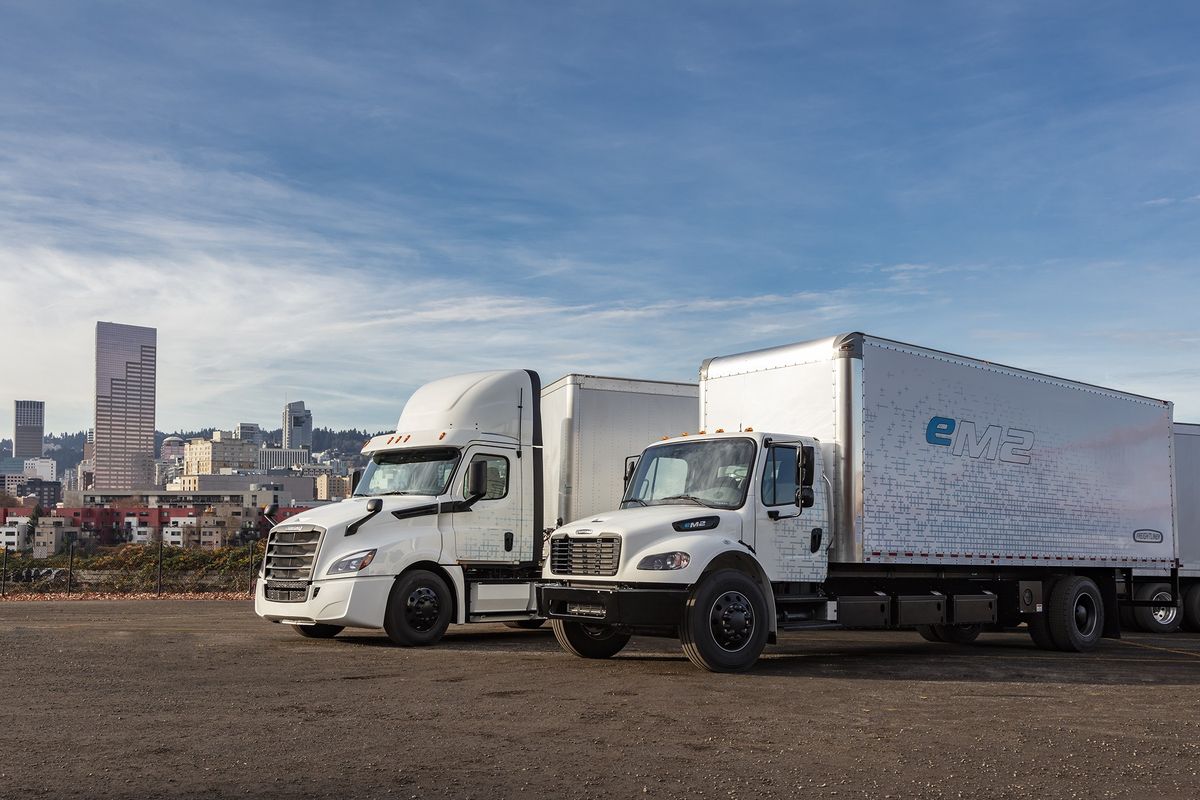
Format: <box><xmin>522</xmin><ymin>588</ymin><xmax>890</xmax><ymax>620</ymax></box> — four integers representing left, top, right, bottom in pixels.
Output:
<box><xmin>282</xmin><ymin>401</ymin><xmax>312</xmax><ymax>450</ymax></box>
<box><xmin>13</xmin><ymin>400</ymin><xmax>45</xmax><ymax>459</ymax></box>
<box><xmin>94</xmin><ymin>322</ymin><xmax>157</xmax><ymax>489</ymax></box>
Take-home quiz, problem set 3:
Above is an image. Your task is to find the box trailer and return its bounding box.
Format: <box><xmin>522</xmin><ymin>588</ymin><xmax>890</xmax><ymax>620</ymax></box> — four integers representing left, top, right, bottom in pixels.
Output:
<box><xmin>538</xmin><ymin>333</ymin><xmax>1183</xmax><ymax>671</ymax></box>
<box><xmin>255</xmin><ymin>370</ymin><xmax>697</xmax><ymax>645</ymax></box>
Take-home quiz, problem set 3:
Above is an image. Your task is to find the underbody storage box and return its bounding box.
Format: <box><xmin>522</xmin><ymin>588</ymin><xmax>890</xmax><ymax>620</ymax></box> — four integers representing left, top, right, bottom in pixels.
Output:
<box><xmin>895</xmin><ymin>594</ymin><xmax>947</xmax><ymax>626</ymax></box>
<box><xmin>836</xmin><ymin>594</ymin><xmax>890</xmax><ymax>628</ymax></box>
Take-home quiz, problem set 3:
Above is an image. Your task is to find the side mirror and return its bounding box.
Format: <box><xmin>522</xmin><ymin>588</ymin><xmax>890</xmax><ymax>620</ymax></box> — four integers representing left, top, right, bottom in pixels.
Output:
<box><xmin>623</xmin><ymin>455</ymin><xmax>640</xmax><ymax>486</ymax></box>
<box><xmin>466</xmin><ymin>459</ymin><xmax>489</xmax><ymax>499</ymax></box>
<box><xmin>795</xmin><ymin>487</ymin><xmax>815</xmax><ymax>508</ymax></box>
<box><xmin>795</xmin><ymin>446</ymin><xmax>815</xmax><ymax>509</ymax></box>
<box><xmin>365</xmin><ymin>498</ymin><xmax>382</xmax><ymax>514</ymax></box>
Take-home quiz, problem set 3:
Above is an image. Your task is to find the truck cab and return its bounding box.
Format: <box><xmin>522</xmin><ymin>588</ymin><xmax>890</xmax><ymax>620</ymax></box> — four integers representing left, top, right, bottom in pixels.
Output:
<box><xmin>255</xmin><ymin>369</ymin><xmax>547</xmax><ymax>644</ymax></box>
<box><xmin>254</xmin><ymin>369</ymin><xmax>701</xmax><ymax>647</ymax></box>
<box><xmin>538</xmin><ymin>430</ymin><xmax>830</xmax><ymax>671</ymax></box>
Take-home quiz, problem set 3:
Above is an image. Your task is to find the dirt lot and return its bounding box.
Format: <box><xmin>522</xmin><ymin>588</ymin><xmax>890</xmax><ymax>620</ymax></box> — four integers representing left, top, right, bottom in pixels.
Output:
<box><xmin>2</xmin><ymin>601</ymin><xmax>1199</xmax><ymax>799</ymax></box>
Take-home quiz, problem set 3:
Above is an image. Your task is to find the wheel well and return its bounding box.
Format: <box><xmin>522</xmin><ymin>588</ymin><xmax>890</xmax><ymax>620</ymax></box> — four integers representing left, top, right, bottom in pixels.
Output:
<box><xmin>700</xmin><ymin>550</ymin><xmax>777</xmax><ymax>635</ymax></box>
<box><xmin>397</xmin><ymin>561</ymin><xmax>459</xmax><ymax>622</ymax></box>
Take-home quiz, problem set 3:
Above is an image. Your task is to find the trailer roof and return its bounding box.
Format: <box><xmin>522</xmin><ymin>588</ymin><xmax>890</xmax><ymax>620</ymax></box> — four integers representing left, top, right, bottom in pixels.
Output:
<box><xmin>702</xmin><ymin>331</ymin><xmax>1172</xmax><ymax>408</ymax></box>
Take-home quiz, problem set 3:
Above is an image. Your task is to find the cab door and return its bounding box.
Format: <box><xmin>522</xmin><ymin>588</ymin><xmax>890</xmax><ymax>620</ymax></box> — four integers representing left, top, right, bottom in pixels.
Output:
<box><xmin>754</xmin><ymin>442</ymin><xmax>829</xmax><ymax>583</ymax></box>
<box><xmin>450</xmin><ymin>447</ymin><xmax>523</xmax><ymax>563</ymax></box>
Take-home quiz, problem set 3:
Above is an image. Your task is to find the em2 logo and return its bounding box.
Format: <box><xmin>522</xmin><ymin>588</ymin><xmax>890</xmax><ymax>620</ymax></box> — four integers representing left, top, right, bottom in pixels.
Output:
<box><xmin>926</xmin><ymin>416</ymin><xmax>1035</xmax><ymax>465</ymax></box>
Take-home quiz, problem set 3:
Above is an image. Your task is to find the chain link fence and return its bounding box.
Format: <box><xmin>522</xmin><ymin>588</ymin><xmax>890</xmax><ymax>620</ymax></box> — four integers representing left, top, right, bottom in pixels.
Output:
<box><xmin>0</xmin><ymin>540</ymin><xmax>266</xmax><ymax>597</ymax></box>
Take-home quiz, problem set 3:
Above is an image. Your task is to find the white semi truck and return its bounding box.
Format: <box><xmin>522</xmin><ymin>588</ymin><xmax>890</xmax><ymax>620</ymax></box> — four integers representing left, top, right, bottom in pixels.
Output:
<box><xmin>255</xmin><ymin>370</ymin><xmax>697</xmax><ymax>644</ymax></box>
<box><xmin>537</xmin><ymin>333</ymin><xmax>1189</xmax><ymax>671</ymax></box>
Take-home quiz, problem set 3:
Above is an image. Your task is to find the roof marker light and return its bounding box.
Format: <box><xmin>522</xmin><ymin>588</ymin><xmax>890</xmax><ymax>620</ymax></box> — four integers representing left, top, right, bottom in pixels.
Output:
<box><xmin>438</xmin><ymin>432</ymin><xmax>446</xmax><ymax>440</ymax></box>
<box><xmin>715</xmin><ymin>428</ymin><xmax>725</xmax><ymax>433</ymax></box>
<box><xmin>745</xmin><ymin>427</ymin><xmax>754</xmax><ymax>432</ymax></box>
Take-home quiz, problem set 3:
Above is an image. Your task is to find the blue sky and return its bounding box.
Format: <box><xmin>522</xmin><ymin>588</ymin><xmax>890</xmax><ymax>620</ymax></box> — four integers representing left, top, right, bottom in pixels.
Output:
<box><xmin>1</xmin><ymin>1</ymin><xmax>1199</xmax><ymax>432</ymax></box>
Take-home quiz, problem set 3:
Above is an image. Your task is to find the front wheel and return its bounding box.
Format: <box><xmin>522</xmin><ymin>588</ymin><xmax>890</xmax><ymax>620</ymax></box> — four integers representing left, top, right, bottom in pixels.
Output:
<box><xmin>551</xmin><ymin>619</ymin><xmax>630</xmax><ymax>658</ymax></box>
<box><xmin>292</xmin><ymin>623</ymin><xmax>343</xmax><ymax>639</ymax></box>
<box><xmin>383</xmin><ymin>569</ymin><xmax>453</xmax><ymax>646</ymax></box>
<box><xmin>680</xmin><ymin>569</ymin><xmax>769</xmax><ymax>672</ymax></box>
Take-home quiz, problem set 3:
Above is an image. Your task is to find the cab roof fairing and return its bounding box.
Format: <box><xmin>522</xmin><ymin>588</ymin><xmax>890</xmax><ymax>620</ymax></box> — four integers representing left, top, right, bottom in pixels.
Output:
<box><xmin>362</xmin><ymin>369</ymin><xmax>537</xmax><ymax>455</ymax></box>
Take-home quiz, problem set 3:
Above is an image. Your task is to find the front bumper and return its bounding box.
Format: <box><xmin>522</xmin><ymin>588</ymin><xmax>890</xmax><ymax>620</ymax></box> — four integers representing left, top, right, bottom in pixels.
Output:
<box><xmin>254</xmin><ymin>575</ymin><xmax>393</xmax><ymax>629</ymax></box>
<box><xmin>537</xmin><ymin>582</ymin><xmax>688</xmax><ymax>628</ymax></box>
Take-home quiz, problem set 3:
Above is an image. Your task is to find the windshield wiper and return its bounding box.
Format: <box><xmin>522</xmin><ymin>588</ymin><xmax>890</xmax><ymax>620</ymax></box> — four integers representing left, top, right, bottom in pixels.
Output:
<box><xmin>622</xmin><ymin>498</ymin><xmax>648</xmax><ymax>507</ymax></box>
<box><xmin>656</xmin><ymin>494</ymin><xmax>713</xmax><ymax>508</ymax></box>
<box><xmin>377</xmin><ymin>490</ymin><xmax>419</xmax><ymax>496</ymax></box>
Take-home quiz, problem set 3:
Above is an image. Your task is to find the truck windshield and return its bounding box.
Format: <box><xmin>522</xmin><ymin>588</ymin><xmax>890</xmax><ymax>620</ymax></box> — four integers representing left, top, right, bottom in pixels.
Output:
<box><xmin>354</xmin><ymin>447</ymin><xmax>461</xmax><ymax>497</ymax></box>
<box><xmin>622</xmin><ymin>438</ymin><xmax>756</xmax><ymax>510</ymax></box>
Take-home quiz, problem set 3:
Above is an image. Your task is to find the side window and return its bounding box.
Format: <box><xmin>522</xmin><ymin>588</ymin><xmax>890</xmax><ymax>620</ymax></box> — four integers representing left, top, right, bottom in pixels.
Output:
<box><xmin>761</xmin><ymin>446</ymin><xmax>797</xmax><ymax>506</ymax></box>
<box><xmin>464</xmin><ymin>453</ymin><xmax>509</xmax><ymax>500</ymax></box>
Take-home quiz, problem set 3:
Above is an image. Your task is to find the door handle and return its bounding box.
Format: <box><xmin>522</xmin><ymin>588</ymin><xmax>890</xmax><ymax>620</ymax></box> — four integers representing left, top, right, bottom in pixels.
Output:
<box><xmin>504</xmin><ymin>531</ymin><xmax>514</xmax><ymax>552</ymax></box>
<box><xmin>810</xmin><ymin>528</ymin><xmax>823</xmax><ymax>554</ymax></box>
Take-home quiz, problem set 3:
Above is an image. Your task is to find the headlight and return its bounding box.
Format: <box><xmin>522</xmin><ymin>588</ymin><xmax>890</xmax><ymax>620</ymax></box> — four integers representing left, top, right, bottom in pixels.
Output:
<box><xmin>636</xmin><ymin>551</ymin><xmax>691</xmax><ymax>570</ymax></box>
<box><xmin>327</xmin><ymin>549</ymin><xmax>377</xmax><ymax>575</ymax></box>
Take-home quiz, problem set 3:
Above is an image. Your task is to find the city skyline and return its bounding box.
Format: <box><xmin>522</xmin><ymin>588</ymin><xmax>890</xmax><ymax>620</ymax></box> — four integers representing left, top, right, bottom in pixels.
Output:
<box><xmin>1</xmin><ymin>4</ymin><xmax>1198</xmax><ymax>432</ymax></box>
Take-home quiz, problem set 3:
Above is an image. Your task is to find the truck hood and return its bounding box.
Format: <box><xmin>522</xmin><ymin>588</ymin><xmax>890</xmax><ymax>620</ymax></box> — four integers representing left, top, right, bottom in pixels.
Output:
<box><xmin>556</xmin><ymin>504</ymin><xmax>745</xmax><ymax>554</ymax></box>
<box><xmin>272</xmin><ymin>495</ymin><xmax>446</xmax><ymax>575</ymax></box>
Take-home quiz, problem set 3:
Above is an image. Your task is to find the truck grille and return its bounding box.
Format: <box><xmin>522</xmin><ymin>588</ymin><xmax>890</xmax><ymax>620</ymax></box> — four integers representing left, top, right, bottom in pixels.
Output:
<box><xmin>550</xmin><ymin>535</ymin><xmax>621</xmax><ymax>576</ymax></box>
<box><xmin>263</xmin><ymin>527</ymin><xmax>323</xmax><ymax>601</ymax></box>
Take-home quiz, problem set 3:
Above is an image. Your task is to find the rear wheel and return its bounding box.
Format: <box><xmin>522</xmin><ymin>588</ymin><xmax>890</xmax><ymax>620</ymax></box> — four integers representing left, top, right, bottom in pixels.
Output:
<box><xmin>1184</xmin><ymin>584</ymin><xmax>1200</xmax><ymax>632</ymax></box>
<box><xmin>916</xmin><ymin>624</ymin><xmax>944</xmax><ymax>643</ymax></box>
<box><xmin>1046</xmin><ymin>576</ymin><xmax>1104</xmax><ymax>652</ymax></box>
<box><xmin>935</xmin><ymin>623</ymin><xmax>982</xmax><ymax>644</ymax></box>
<box><xmin>680</xmin><ymin>569</ymin><xmax>769</xmax><ymax>672</ymax></box>
<box><xmin>503</xmin><ymin>619</ymin><xmax>547</xmax><ymax>630</ymax></box>
<box><xmin>383</xmin><ymin>569</ymin><xmax>453</xmax><ymax>646</ymax></box>
<box><xmin>292</xmin><ymin>623</ymin><xmax>343</xmax><ymax>639</ymax></box>
<box><xmin>1132</xmin><ymin>583</ymin><xmax>1181</xmax><ymax>634</ymax></box>
<box><xmin>551</xmin><ymin>619</ymin><xmax>630</xmax><ymax>658</ymax></box>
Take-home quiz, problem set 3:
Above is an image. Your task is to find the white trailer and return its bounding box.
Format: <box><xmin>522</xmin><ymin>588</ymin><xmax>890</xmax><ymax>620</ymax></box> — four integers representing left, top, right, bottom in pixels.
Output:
<box><xmin>255</xmin><ymin>370</ymin><xmax>696</xmax><ymax>644</ymax></box>
<box><xmin>538</xmin><ymin>333</ymin><xmax>1183</xmax><ymax>671</ymax></box>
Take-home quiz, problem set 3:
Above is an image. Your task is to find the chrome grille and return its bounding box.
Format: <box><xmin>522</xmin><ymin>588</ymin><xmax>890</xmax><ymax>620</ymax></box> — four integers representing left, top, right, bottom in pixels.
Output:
<box><xmin>263</xmin><ymin>527</ymin><xmax>323</xmax><ymax>600</ymax></box>
<box><xmin>550</xmin><ymin>535</ymin><xmax>621</xmax><ymax>576</ymax></box>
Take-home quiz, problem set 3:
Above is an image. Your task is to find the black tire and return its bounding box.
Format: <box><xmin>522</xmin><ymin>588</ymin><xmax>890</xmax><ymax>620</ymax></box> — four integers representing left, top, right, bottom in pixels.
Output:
<box><xmin>383</xmin><ymin>569</ymin><xmax>453</xmax><ymax>646</ymax></box>
<box><xmin>680</xmin><ymin>569</ymin><xmax>770</xmax><ymax>672</ymax></box>
<box><xmin>1184</xmin><ymin>584</ymin><xmax>1200</xmax><ymax>632</ymax></box>
<box><xmin>1046</xmin><ymin>576</ymin><xmax>1104</xmax><ymax>652</ymax></box>
<box><xmin>1132</xmin><ymin>582</ymin><xmax>1182</xmax><ymax>634</ymax></box>
<box><xmin>292</xmin><ymin>623</ymin><xmax>343</xmax><ymax>639</ymax></box>
<box><xmin>916</xmin><ymin>624</ymin><xmax>944</xmax><ymax>643</ymax></box>
<box><xmin>503</xmin><ymin>619</ymin><xmax>547</xmax><ymax>630</ymax></box>
<box><xmin>935</xmin><ymin>623</ymin><xmax>982</xmax><ymax>644</ymax></box>
<box><xmin>551</xmin><ymin>619</ymin><xmax>630</xmax><ymax>658</ymax></box>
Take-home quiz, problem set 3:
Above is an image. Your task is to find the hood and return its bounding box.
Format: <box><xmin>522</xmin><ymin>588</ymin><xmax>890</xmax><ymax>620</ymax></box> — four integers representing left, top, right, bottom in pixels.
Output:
<box><xmin>556</xmin><ymin>504</ymin><xmax>744</xmax><ymax>554</ymax></box>
<box><xmin>273</xmin><ymin>495</ymin><xmax>445</xmax><ymax>574</ymax></box>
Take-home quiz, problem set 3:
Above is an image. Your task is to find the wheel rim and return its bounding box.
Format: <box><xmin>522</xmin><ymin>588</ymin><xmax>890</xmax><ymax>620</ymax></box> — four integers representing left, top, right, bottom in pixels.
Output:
<box><xmin>1073</xmin><ymin>591</ymin><xmax>1099</xmax><ymax>638</ymax></box>
<box><xmin>709</xmin><ymin>590</ymin><xmax>755</xmax><ymax>652</ymax></box>
<box><xmin>581</xmin><ymin>623</ymin><xmax>615</xmax><ymax>640</ymax></box>
<box><xmin>405</xmin><ymin>586</ymin><xmax>441</xmax><ymax>631</ymax></box>
<box><xmin>1150</xmin><ymin>591</ymin><xmax>1177</xmax><ymax>626</ymax></box>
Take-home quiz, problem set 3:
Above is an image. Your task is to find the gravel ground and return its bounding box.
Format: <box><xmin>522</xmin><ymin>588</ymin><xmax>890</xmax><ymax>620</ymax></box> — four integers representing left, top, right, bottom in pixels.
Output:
<box><xmin>2</xmin><ymin>600</ymin><xmax>1199</xmax><ymax>799</ymax></box>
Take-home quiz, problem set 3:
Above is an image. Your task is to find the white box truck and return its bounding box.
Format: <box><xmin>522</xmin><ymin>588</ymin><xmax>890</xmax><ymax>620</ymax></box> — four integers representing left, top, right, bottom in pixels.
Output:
<box><xmin>537</xmin><ymin>333</ymin><xmax>1184</xmax><ymax>671</ymax></box>
<box><xmin>255</xmin><ymin>370</ymin><xmax>697</xmax><ymax>644</ymax></box>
